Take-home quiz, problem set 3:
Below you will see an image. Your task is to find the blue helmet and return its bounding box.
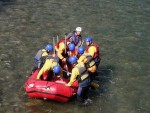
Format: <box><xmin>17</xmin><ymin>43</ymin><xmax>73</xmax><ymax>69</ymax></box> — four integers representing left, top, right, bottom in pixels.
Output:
<box><xmin>85</xmin><ymin>37</ymin><xmax>92</xmax><ymax>42</ymax></box>
<box><xmin>69</xmin><ymin>56</ymin><xmax>77</xmax><ymax>64</ymax></box>
<box><xmin>68</xmin><ymin>43</ymin><xmax>75</xmax><ymax>51</ymax></box>
<box><xmin>78</xmin><ymin>46</ymin><xmax>85</xmax><ymax>54</ymax></box>
<box><xmin>53</xmin><ymin>65</ymin><xmax>60</xmax><ymax>74</ymax></box>
<box><xmin>45</xmin><ymin>44</ymin><xmax>53</xmax><ymax>51</ymax></box>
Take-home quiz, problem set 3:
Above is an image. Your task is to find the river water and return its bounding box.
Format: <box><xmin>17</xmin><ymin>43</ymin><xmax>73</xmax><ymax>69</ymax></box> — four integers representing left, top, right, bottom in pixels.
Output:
<box><xmin>0</xmin><ymin>0</ymin><xmax>149</xmax><ymax>113</ymax></box>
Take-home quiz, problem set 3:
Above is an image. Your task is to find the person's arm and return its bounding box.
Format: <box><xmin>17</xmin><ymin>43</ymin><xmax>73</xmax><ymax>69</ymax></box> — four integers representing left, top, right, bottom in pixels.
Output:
<box><xmin>66</xmin><ymin>68</ymin><xmax>79</xmax><ymax>86</ymax></box>
<box><xmin>87</xmin><ymin>65</ymin><xmax>97</xmax><ymax>73</ymax></box>
<box><xmin>36</xmin><ymin>59</ymin><xmax>51</xmax><ymax>80</ymax></box>
<box><xmin>78</xmin><ymin>55</ymin><xmax>85</xmax><ymax>63</ymax></box>
<box><xmin>37</xmin><ymin>67</ymin><xmax>44</xmax><ymax>80</ymax></box>
<box><xmin>55</xmin><ymin>43</ymin><xmax>65</xmax><ymax>60</ymax></box>
<box><xmin>88</xmin><ymin>46</ymin><xmax>96</xmax><ymax>57</ymax></box>
<box><xmin>77</xmin><ymin>35</ymin><xmax>82</xmax><ymax>47</ymax></box>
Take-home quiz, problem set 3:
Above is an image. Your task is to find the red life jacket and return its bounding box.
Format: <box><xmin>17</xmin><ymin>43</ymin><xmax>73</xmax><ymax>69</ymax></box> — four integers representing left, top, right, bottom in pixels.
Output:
<box><xmin>55</xmin><ymin>38</ymin><xmax>70</xmax><ymax>51</ymax></box>
<box><xmin>56</xmin><ymin>38</ymin><xmax>72</xmax><ymax>59</ymax></box>
<box><xmin>85</xmin><ymin>43</ymin><xmax>100</xmax><ymax>58</ymax></box>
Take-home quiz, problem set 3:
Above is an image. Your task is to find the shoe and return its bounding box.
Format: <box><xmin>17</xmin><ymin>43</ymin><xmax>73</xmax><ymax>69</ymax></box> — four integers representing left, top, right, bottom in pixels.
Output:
<box><xmin>81</xmin><ymin>98</ymin><xmax>92</xmax><ymax>106</ymax></box>
<box><xmin>86</xmin><ymin>98</ymin><xmax>92</xmax><ymax>104</ymax></box>
<box><xmin>81</xmin><ymin>100</ymin><xmax>89</xmax><ymax>106</ymax></box>
<box><xmin>91</xmin><ymin>81</ymin><xmax>100</xmax><ymax>88</ymax></box>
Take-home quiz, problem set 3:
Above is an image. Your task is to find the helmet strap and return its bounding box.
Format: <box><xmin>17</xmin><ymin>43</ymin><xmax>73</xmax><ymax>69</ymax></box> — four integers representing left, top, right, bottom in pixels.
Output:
<box><xmin>73</xmin><ymin>62</ymin><xmax>77</xmax><ymax>67</ymax></box>
<box><xmin>89</xmin><ymin>41</ymin><xmax>93</xmax><ymax>46</ymax></box>
<box><xmin>46</xmin><ymin>50</ymin><xmax>50</xmax><ymax>53</ymax></box>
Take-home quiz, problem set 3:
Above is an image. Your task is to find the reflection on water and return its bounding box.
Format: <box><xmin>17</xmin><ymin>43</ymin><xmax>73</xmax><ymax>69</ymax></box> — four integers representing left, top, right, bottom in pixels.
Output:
<box><xmin>0</xmin><ymin>0</ymin><xmax>150</xmax><ymax>113</ymax></box>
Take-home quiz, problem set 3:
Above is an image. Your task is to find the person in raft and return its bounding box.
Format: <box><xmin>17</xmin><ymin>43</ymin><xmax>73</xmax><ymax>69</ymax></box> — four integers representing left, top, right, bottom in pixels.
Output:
<box><xmin>36</xmin><ymin>56</ymin><xmax>63</xmax><ymax>81</ymax></box>
<box><xmin>55</xmin><ymin>37</ymin><xmax>76</xmax><ymax>71</ymax></box>
<box><xmin>84</xmin><ymin>37</ymin><xmax>100</xmax><ymax>68</ymax></box>
<box><xmin>31</xmin><ymin>44</ymin><xmax>53</xmax><ymax>74</ymax></box>
<box><xmin>66</xmin><ymin>27</ymin><xmax>82</xmax><ymax>47</ymax></box>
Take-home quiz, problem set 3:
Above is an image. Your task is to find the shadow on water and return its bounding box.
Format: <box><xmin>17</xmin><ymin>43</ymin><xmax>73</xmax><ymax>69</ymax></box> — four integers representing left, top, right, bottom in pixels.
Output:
<box><xmin>0</xmin><ymin>0</ymin><xmax>15</xmax><ymax>2</ymax></box>
<box><xmin>89</xmin><ymin>65</ymin><xmax>115</xmax><ymax>97</ymax></box>
<box><xmin>25</xmin><ymin>104</ymin><xmax>48</xmax><ymax>113</ymax></box>
<box><xmin>0</xmin><ymin>0</ymin><xmax>16</xmax><ymax>13</ymax></box>
<box><xmin>0</xmin><ymin>0</ymin><xmax>16</xmax><ymax>10</ymax></box>
<box><xmin>0</xmin><ymin>88</ymin><xmax>3</xmax><ymax>102</ymax></box>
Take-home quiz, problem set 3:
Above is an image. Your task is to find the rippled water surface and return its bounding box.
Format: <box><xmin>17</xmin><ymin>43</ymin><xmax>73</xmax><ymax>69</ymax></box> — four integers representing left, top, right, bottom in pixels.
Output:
<box><xmin>0</xmin><ymin>0</ymin><xmax>150</xmax><ymax>113</ymax></box>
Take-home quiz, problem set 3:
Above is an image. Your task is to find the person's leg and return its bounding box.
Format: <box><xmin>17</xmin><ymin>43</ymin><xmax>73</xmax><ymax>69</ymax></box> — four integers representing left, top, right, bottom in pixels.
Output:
<box><xmin>89</xmin><ymin>72</ymin><xmax>98</xmax><ymax>90</ymax></box>
<box><xmin>31</xmin><ymin>59</ymin><xmax>38</xmax><ymax>74</ymax></box>
<box><xmin>77</xmin><ymin>87</ymin><xmax>84</xmax><ymax>103</ymax></box>
<box><xmin>89</xmin><ymin>72</ymin><xmax>96</xmax><ymax>81</ymax></box>
<box><xmin>77</xmin><ymin>86</ymin><xmax>89</xmax><ymax>103</ymax></box>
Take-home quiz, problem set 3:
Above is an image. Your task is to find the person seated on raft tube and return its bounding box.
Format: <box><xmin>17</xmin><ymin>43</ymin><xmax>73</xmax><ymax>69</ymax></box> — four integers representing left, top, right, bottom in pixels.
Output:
<box><xmin>66</xmin><ymin>27</ymin><xmax>82</xmax><ymax>47</ymax></box>
<box><xmin>66</xmin><ymin>56</ymin><xmax>92</xmax><ymax>105</ymax></box>
<box><xmin>84</xmin><ymin>37</ymin><xmax>101</xmax><ymax>68</ymax></box>
<box><xmin>32</xmin><ymin>44</ymin><xmax>53</xmax><ymax>73</ymax></box>
<box><xmin>77</xmin><ymin>46</ymin><xmax>99</xmax><ymax>89</ymax></box>
<box><xmin>55</xmin><ymin>38</ymin><xmax>76</xmax><ymax>70</ymax></box>
<box><xmin>36</xmin><ymin>57</ymin><xmax>63</xmax><ymax>81</ymax></box>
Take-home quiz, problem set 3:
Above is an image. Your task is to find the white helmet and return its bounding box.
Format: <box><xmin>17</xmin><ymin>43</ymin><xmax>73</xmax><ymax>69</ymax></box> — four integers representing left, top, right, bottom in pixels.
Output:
<box><xmin>75</xmin><ymin>27</ymin><xmax>82</xmax><ymax>32</ymax></box>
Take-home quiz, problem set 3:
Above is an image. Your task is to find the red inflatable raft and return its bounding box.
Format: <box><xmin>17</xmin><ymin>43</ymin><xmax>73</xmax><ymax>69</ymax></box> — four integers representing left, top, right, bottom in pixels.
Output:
<box><xmin>24</xmin><ymin>70</ymin><xmax>78</xmax><ymax>102</ymax></box>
